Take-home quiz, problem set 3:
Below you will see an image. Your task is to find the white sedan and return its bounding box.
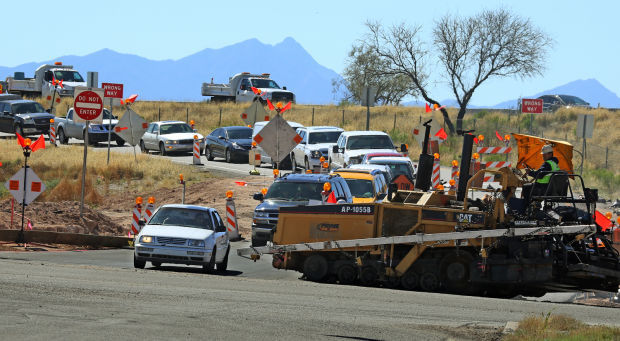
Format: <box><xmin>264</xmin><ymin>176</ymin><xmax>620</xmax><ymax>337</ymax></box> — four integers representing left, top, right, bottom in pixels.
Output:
<box><xmin>134</xmin><ymin>204</ymin><xmax>230</xmax><ymax>273</ymax></box>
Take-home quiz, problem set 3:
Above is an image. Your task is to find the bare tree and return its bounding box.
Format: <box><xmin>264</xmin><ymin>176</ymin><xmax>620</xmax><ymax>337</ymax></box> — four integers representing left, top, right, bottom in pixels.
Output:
<box><xmin>335</xmin><ymin>44</ymin><xmax>413</xmax><ymax>105</ymax></box>
<box><xmin>364</xmin><ymin>21</ymin><xmax>456</xmax><ymax>133</ymax></box>
<box><xmin>434</xmin><ymin>9</ymin><xmax>552</xmax><ymax>131</ymax></box>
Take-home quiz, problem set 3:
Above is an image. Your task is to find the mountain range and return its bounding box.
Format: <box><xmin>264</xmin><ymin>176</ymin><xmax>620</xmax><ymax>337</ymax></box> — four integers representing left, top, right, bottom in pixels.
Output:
<box><xmin>2</xmin><ymin>38</ymin><xmax>619</xmax><ymax>108</ymax></box>
<box><xmin>0</xmin><ymin>38</ymin><xmax>341</xmax><ymax>104</ymax></box>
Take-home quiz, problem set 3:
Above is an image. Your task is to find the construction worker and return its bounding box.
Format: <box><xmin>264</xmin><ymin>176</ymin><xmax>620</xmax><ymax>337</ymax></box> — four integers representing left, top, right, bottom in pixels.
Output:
<box><xmin>526</xmin><ymin>144</ymin><xmax>560</xmax><ymax>197</ymax></box>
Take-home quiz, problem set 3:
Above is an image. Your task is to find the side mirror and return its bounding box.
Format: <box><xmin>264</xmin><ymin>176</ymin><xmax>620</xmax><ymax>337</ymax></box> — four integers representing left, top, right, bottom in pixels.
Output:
<box><xmin>45</xmin><ymin>109</ymin><xmax>51</xmax><ymax>113</ymax></box>
<box><xmin>193</xmin><ymin>129</ymin><xmax>198</xmax><ymax>133</ymax></box>
<box><xmin>332</xmin><ymin>145</ymin><xmax>339</xmax><ymax>153</ymax></box>
<box><xmin>253</xmin><ymin>193</ymin><xmax>264</xmax><ymax>201</ymax></box>
<box><xmin>377</xmin><ymin>193</ymin><xmax>387</xmax><ymax>201</ymax></box>
<box><xmin>215</xmin><ymin>224</ymin><xmax>226</xmax><ymax>233</ymax></box>
<box><xmin>138</xmin><ymin>220</ymin><xmax>146</xmax><ymax>227</ymax></box>
<box><xmin>240</xmin><ymin>85</ymin><xmax>246</xmax><ymax>91</ymax></box>
<box><xmin>400</xmin><ymin>143</ymin><xmax>408</xmax><ymax>152</ymax></box>
<box><xmin>218</xmin><ymin>136</ymin><xmax>225</xmax><ymax>140</ymax></box>
<box><xmin>283</xmin><ymin>86</ymin><xmax>287</xmax><ymax>90</ymax></box>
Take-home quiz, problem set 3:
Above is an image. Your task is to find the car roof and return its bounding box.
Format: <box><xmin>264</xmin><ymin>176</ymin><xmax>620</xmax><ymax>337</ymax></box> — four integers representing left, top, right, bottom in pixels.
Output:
<box><xmin>333</xmin><ymin>168</ymin><xmax>380</xmax><ymax>179</ymax></box>
<box><xmin>348</xmin><ymin>164</ymin><xmax>391</xmax><ymax>171</ymax></box>
<box><xmin>1</xmin><ymin>99</ymin><xmax>39</xmax><ymax>104</ymax></box>
<box><xmin>278</xmin><ymin>173</ymin><xmax>342</xmax><ymax>183</ymax></box>
<box><xmin>159</xmin><ymin>204</ymin><xmax>213</xmax><ymax>211</ymax></box>
<box><xmin>341</xmin><ymin>131</ymin><xmax>389</xmax><ymax>137</ymax></box>
<box><xmin>369</xmin><ymin>156</ymin><xmax>412</xmax><ymax>163</ymax></box>
<box><xmin>365</xmin><ymin>152</ymin><xmax>403</xmax><ymax>158</ymax></box>
<box><xmin>154</xmin><ymin>121</ymin><xmax>187</xmax><ymax>125</ymax></box>
<box><xmin>301</xmin><ymin>126</ymin><xmax>343</xmax><ymax>132</ymax></box>
<box><xmin>0</xmin><ymin>94</ymin><xmax>22</xmax><ymax>101</ymax></box>
<box><xmin>254</xmin><ymin>121</ymin><xmax>303</xmax><ymax>128</ymax></box>
<box><xmin>222</xmin><ymin>126</ymin><xmax>252</xmax><ymax>130</ymax></box>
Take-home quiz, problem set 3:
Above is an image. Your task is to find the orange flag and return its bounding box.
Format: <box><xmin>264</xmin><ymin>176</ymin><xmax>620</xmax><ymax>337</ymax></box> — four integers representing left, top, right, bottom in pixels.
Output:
<box><xmin>327</xmin><ymin>191</ymin><xmax>337</xmax><ymax>203</ymax></box>
<box><xmin>15</xmin><ymin>132</ymin><xmax>26</xmax><ymax>148</ymax></box>
<box><xmin>30</xmin><ymin>134</ymin><xmax>46</xmax><ymax>152</ymax></box>
<box><xmin>280</xmin><ymin>102</ymin><xmax>292</xmax><ymax>113</ymax></box>
<box><xmin>425</xmin><ymin>103</ymin><xmax>432</xmax><ymax>113</ymax></box>
<box><xmin>266</xmin><ymin>99</ymin><xmax>275</xmax><ymax>111</ymax></box>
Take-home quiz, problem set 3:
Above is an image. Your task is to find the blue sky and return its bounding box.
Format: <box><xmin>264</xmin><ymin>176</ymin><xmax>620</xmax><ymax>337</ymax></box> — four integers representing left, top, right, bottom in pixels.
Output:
<box><xmin>2</xmin><ymin>0</ymin><xmax>618</xmax><ymax>105</ymax></box>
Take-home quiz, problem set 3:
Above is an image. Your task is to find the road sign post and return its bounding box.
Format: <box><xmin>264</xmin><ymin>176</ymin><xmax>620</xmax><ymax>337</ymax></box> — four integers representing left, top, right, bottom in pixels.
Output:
<box><xmin>74</xmin><ymin>87</ymin><xmax>104</xmax><ymax>218</ymax></box>
<box><xmin>102</xmin><ymin>83</ymin><xmax>124</xmax><ymax>164</ymax></box>
<box><xmin>520</xmin><ymin>98</ymin><xmax>543</xmax><ymax>135</ymax></box>
<box><xmin>577</xmin><ymin>114</ymin><xmax>594</xmax><ymax>174</ymax></box>
<box><xmin>361</xmin><ymin>86</ymin><xmax>377</xmax><ymax>131</ymax></box>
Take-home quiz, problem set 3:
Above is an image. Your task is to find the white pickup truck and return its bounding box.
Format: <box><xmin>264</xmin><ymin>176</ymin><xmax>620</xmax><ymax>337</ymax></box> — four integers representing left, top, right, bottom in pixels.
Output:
<box><xmin>201</xmin><ymin>73</ymin><xmax>295</xmax><ymax>103</ymax></box>
<box><xmin>328</xmin><ymin>131</ymin><xmax>408</xmax><ymax>169</ymax></box>
<box><xmin>5</xmin><ymin>62</ymin><xmax>87</xmax><ymax>97</ymax></box>
<box><xmin>290</xmin><ymin>126</ymin><xmax>343</xmax><ymax>171</ymax></box>
<box><xmin>54</xmin><ymin>107</ymin><xmax>124</xmax><ymax>146</ymax></box>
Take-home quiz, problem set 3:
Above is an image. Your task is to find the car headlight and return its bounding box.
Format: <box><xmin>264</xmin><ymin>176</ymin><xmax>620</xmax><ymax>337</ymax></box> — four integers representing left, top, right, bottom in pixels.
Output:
<box><xmin>310</xmin><ymin>150</ymin><xmax>321</xmax><ymax>158</ymax></box>
<box><xmin>232</xmin><ymin>142</ymin><xmax>243</xmax><ymax>149</ymax></box>
<box><xmin>254</xmin><ymin>211</ymin><xmax>269</xmax><ymax>218</ymax></box>
<box><xmin>23</xmin><ymin>117</ymin><xmax>34</xmax><ymax>124</ymax></box>
<box><xmin>188</xmin><ymin>239</ymin><xmax>205</xmax><ymax>247</ymax></box>
<box><xmin>165</xmin><ymin>140</ymin><xmax>179</xmax><ymax>144</ymax></box>
<box><xmin>140</xmin><ymin>236</ymin><xmax>153</xmax><ymax>243</ymax></box>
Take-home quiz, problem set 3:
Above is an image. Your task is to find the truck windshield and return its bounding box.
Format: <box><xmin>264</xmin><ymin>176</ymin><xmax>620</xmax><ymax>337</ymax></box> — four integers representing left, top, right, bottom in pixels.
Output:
<box><xmin>160</xmin><ymin>124</ymin><xmax>193</xmax><ymax>134</ymax></box>
<box><xmin>148</xmin><ymin>207</ymin><xmax>213</xmax><ymax>230</ymax></box>
<box><xmin>53</xmin><ymin>71</ymin><xmax>84</xmax><ymax>82</ymax></box>
<box><xmin>346</xmin><ymin>135</ymin><xmax>394</xmax><ymax>150</ymax></box>
<box><xmin>265</xmin><ymin>182</ymin><xmax>324</xmax><ymax>201</ymax></box>
<box><xmin>345</xmin><ymin>179</ymin><xmax>374</xmax><ymax>198</ymax></box>
<box><xmin>12</xmin><ymin>102</ymin><xmax>45</xmax><ymax>114</ymax></box>
<box><xmin>308</xmin><ymin>131</ymin><xmax>342</xmax><ymax>144</ymax></box>
<box><xmin>250</xmin><ymin>79</ymin><xmax>280</xmax><ymax>89</ymax></box>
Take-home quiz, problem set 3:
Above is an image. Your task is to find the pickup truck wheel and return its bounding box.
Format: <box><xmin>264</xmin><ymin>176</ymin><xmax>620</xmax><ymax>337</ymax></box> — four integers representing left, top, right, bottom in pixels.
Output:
<box><xmin>202</xmin><ymin>251</ymin><xmax>215</xmax><ymax>274</ymax></box>
<box><xmin>133</xmin><ymin>255</ymin><xmax>146</xmax><ymax>269</ymax></box>
<box><xmin>139</xmin><ymin>140</ymin><xmax>147</xmax><ymax>153</ymax></box>
<box><xmin>225</xmin><ymin>148</ymin><xmax>232</xmax><ymax>163</ymax></box>
<box><xmin>14</xmin><ymin>124</ymin><xmax>24</xmax><ymax>137</ymax></box>
<box><xmin>304</xmin><ymin>158</ymin><xmax>310</xmax><ymax>172</ymax></box>
<box><xmin>159</xmin><ymin>142</ymin><xmax>167</xmax><ymax>156</ymax></box>
<box><xmin>205</xmin><ymin>147</ymin><xmax>214</xmax><ymax>161</ymax></box>
<box><xmin>216</xmin><ymin>246</ymin><xmax>230</xmax><ymax>273</ymax></box>
<box><xmin>115</xmin><ymin>138</ymin><xmax>125</xmax><ymax>146</ymax></box>
<box><xmin>303</xmin><ymin>255</ymin><xmax>328</xmax><ymax>282</ymax></box>
<box><xmin>58</xmin><ymin>128</ymin><xmax>69</xmax><ymax>144</ymax></box>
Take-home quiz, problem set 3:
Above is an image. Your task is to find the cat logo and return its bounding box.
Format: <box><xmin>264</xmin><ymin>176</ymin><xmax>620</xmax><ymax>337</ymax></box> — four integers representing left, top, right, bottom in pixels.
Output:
<box><xmin>457</xmin><ymin>213</ymin><xmax>473</xmax><ymax>223</ymax></box>
<box><xmin>317</xmin><ymin>223</ymin><xmax>339</xmax><ymax>232</ymax></box>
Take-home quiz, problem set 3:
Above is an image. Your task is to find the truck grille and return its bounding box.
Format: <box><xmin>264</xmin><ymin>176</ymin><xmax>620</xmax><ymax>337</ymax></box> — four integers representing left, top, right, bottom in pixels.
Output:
<box><xmin>156</xmin><ymin>237</ymin><xmax>187</xmax><ymax>245</ymax></box>
<box><xmin>34</xmin><ymin>118</ymin><xmax>51</xmax><ymax>125</ymax></box>
<box><xmin>271</xmin><ymin>92</ymin><xmax>294</xmax><ymax>103</ymax></box>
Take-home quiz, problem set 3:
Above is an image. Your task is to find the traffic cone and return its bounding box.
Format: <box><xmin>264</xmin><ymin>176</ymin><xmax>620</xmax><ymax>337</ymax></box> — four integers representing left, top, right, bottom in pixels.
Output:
<box><xmin>225</xmin><ymin>191</ymin><xmax>241</xmax><ymax>241</ymax></box>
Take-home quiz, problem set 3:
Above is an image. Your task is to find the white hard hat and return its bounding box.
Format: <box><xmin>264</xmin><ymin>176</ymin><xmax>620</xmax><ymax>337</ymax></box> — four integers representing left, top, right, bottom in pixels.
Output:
<box><xmin>541</xmin><ymin>144</ymin><xmax>553</xmax><ymax>154</ymax></box>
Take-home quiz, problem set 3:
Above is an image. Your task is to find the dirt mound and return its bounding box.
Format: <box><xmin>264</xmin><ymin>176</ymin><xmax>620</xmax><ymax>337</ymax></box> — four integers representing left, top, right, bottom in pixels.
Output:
<box><xmin>0</xmin><ymin>200</ymin><xmax>125</xmax><ymax>236</ymax></box>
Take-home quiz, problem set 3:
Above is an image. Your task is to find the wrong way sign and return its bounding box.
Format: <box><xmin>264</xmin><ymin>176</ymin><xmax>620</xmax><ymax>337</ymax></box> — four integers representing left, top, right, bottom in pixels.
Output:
<box><xmin>5</xmin><ymin>168</ymin><xmax>45</xmax><ymax>205</ymax></box>
<box><xmin>114</xmin><ymin>109</ymin><xmax>148</xmax><ymax>146</ymax></box>
<box><xmin>253</xmin><ymin>115</ymin><xmax>302</xmax><ymax>164</ymax></box>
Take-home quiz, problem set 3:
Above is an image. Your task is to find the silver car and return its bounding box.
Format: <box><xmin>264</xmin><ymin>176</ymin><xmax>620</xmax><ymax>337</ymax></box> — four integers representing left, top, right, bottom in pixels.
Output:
<box><xmin>140</xmin><ymin>120</ymin><xmax>205</xmax><ymax>155</ymax></box>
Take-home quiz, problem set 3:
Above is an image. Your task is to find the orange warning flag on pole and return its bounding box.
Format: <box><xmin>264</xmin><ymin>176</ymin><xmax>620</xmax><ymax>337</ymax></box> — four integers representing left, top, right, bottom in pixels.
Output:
<box><xmin>30</xmin><ymin>134</ymin><xmax>46</xmax><ymax>152</ymax></box>
<box><xmin>15</xmin><ymin>132</ymin><xmax>26</xmax><ymax>148</ymax></box>
<box><xmin>266</xmin><ymin>99</ymin><xmax>275</xmax><ymax>111</ymax></box>
<box><xmin>495</xmin><ymin>131</ymin><xmax>504</xmax><ymax>141</ymax></box>
<box><xmin>425</xmin><ymin>103</ymin><xmax>432</xmax><ymax>113</ymax></box>
<box><xmin>280</xmin><ymin>102</ymin><xmax>292</xmax><ymax>113</ymax></box>
<box><xmin>595</xmin><ymin>210</ymin><xmax>613</xmax><ymax>232</ymax></box>
<box><xmin>327</xmin><ymin>191</ymin><xmax>337</xmax><ymax>203</ymax></box>
<box><xmin>434</xmin><ymin>128</ymin><xmax>447</xmax><ymax>140</ymax></box>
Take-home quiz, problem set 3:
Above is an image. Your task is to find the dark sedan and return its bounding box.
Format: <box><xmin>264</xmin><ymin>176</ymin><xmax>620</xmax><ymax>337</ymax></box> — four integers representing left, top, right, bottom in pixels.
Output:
<box><xmin>205</xmin><ymin>126</ymin><xmax>253</xmax><ymax>163</ymax></box>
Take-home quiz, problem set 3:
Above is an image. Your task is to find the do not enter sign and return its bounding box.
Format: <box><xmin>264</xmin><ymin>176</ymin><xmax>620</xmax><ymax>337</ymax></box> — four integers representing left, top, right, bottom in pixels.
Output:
<box><xmin>73</xmin><ymin>87</ymin><xmax>104</xmax><ymax>123</ymax></box>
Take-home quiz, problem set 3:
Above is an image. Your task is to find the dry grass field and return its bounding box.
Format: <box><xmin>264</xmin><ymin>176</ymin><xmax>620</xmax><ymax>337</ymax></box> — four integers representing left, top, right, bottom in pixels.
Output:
<box><xmin>34</xmin><ymin>97</ymin><xmax>620</xmax><ymax>198</ymax></box>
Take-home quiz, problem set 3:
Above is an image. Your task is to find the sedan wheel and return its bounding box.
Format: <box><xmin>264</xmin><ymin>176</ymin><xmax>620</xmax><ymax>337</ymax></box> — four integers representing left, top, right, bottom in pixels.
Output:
<box><xmin>205</xmin><ymin>147</ymin><xmax>214</xmax><ymax>161</ymax></box>
<box><xmin>291</xmin><ymin>154</ymin><xmax>297</xmax><ymax>171</ymax></box>
<box><xmin>203</xmin><ymin>251</ymin><xmax>216</xmax><ymax>274</ymax></box>
<box><xmin>225</xmin><ymin>149</ymin><xmax>232</xmax><ymax>163</ymax></box>
<box><xmin>216</xmin><ymin>247</ymin><xmax>230</xmax><ymax>273</ymax></box>
<box><xmin>159</xmin><ymin>142</ymin><xmax>167</xmax><ymax>156</ymax></box>
<box><xmin>133</xmin><ymin>255</ymin><xmax>146</xmax><ymax>269</ymax></box>
<box><xmin>140</xmin><ymin>140</ymin><xmax>147</xmax><ymax>153</ymax></box>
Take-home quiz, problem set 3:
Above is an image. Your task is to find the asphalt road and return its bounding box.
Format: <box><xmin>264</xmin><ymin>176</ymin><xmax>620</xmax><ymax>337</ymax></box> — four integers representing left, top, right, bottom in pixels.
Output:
<box><xmin>1</xmin><ymin>242</ymin><xmax>618</xmax><ymax>340</ymax></box>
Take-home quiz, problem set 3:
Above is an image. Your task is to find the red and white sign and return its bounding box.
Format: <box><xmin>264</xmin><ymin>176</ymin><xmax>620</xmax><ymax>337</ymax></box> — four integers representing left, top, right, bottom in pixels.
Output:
<box><xmin>521</xmin><ymin>98</ymin><xmax>543</xmax><ymax>114</ymax></box>
<box><xmin>73</xmin><ymin>87</ymin><xmax>104</xmax><ymax>123</ymax></box>
<box><xmin>102</xmin><ymin>83</ymin><xmax>124</xmax><ymax>98</ymax></box>
<box><xmin>4</xmin><ymin>168</ymin><xmax>45</xmax><ymax>205</ymax></box>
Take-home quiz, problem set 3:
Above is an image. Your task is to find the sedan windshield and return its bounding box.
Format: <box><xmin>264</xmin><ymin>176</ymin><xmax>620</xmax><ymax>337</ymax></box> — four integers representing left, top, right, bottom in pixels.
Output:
<box><xmin>148</xmin><ymin>207</ymin><xmax>213</xmax><ymax>230</ymax></box>
<box><xmin>251</xmin><ymin>79</ymin><xmax>280</xmax><ymax>89</ymax></box>
<box><xmin>227</xmin><ymin>128</ymin><xmax>252</xmax><ymax>139</ymax></box>
<box><xmin>160</xmin><ymin>124</ymin><xmax>193</xmax><ymax>134</ymax></box>
<box><xmin>54</xmin><ymin>71</ymin><xmax>84</xmax><ymax>82</ymax></box>
<box><xmin>346</xmin><ymin>135</ymin><xmax>394</xmax><ymax>150</ymax></box>
<box><xmin>345</xmin><ymin>179</ymin><xmax>374</xmax><ymax>198</ymax></box>
<box><xmin>265</xmin><ymin>182</ymin><xmax>324</xmax><ymax>201</ymax></box>
<box><xmin>308</xmin><ymin>131</ymin><xmax>342</xmax><ymax>144</ymax></box>
<box><xmin>369</xmin><ymin>160</ymin><xmax>414</xmax><ymax>178</ymax></box>
<box><xmin>12</xmin><ymin>102</ymin><xmax>45</xmax><ymax>114</ymax></box>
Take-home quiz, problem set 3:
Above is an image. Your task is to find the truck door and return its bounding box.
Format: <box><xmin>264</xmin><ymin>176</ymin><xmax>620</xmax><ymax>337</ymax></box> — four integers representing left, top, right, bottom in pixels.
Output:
<box><xmin>333</xmin><ymin>135</ymin><xmax>345</xmax><ymax>167</ymax></box>
<box><xmin>237</xmin><ymin>78</ymin><xmax>254</xmax><ymax>103</ymax></box>
<box><xmin>66</xmin><ymin>109</ymin><xmax>79</xmax><ymax>137</ymax></box>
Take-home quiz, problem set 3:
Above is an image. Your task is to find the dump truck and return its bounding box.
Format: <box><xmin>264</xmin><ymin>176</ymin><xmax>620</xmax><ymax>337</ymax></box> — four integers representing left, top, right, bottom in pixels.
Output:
<box><xmin>238</xmin><ymin>129</ymin><xmax>620</xmax><ymax>296</ymax></box>
<box><xmin>5</xmin><ymin>62</ymin><xmax>86</xmax><ymax>97</ymax></box>
<box><xmin>201</xmin><ymin>72</ymin><xmax>295</xmax><ymax>103</ymax></box>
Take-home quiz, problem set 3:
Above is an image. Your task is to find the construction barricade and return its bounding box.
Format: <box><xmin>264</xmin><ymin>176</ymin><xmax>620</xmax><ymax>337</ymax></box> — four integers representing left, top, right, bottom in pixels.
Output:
<box><xmin>432</xmin><ymin>153</ymin><xmax>441</xmax><ymax>189</ymax></box>
<box><xmin>49</xmin><ymin>119</ymin><xmax>56</xmax><ymax>146</ymax></box>
<box><xmin>132</xmin><ymin>197</ymin><xmax>143</xmax><ymax>235</ymax></box>
<box><xmin>225</xmin><ymin>191</ymin><xmax>241</xmax><ymax>241</ymax></box>
<box><xmin>143</xmin><ymin>197</ymin><xmax>156</xmax><ymax>222</ymax></box>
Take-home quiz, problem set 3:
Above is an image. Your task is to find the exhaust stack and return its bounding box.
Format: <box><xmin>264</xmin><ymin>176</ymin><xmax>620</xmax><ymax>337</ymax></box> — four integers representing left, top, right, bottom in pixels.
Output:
<box><xmin>414</xmin><ymin>120</ymin><xmax>434</xmax><ymax>191</ymax></box>
<box><xmin>457</xmin><ymin>131</ymin><xmax>475</xmax><ymax>201</ymax></box>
